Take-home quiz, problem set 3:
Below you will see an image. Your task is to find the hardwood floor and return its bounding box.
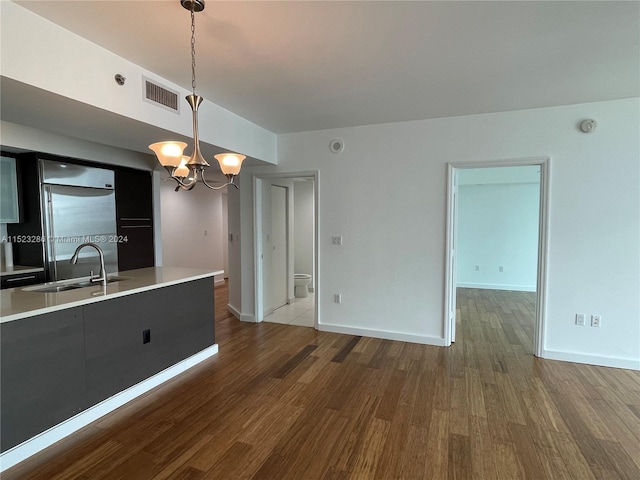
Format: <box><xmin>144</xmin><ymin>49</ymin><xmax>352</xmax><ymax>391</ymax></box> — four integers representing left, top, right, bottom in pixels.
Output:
<box><xmin>4</xmin><ymin>285</ymin><xmax>640</xmax><ymax>479</ymax></box>
<box><xmin>456</xmin><ymin>288</ymin><xmax>536</xmax><ymax>354</ymax></box>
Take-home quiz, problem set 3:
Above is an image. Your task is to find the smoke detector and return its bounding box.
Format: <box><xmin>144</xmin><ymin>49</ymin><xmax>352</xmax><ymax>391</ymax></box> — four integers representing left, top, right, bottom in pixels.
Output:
<box><xmin>580</xmin><ymin>119</ymin><xmax>597</xmax><ymax>133</ymax></box>
<box><xmin>329</xmin><ymin>139</ymin><xmax>344</xmax><ymax>154</ymax></box>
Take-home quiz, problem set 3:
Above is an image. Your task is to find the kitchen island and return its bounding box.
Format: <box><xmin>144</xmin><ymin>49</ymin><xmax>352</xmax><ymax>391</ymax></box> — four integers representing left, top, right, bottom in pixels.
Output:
<box><xmin>0</xmin><ymin>267</ymin><xmax>220</xmax><ymax>470</ymax></box>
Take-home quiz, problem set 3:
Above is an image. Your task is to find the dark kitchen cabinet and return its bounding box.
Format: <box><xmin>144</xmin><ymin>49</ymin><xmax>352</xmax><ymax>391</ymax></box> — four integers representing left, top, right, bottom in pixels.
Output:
<box><xmin>0</xmin><ymin>270</ymin><xmax>45</xmax><ymax>290</ymax></box>
<box><xmin>115</xmin><ymin>168</ymin><xmax>155</xmax><ymax>271</ymax></box>
<box><xmin>83</xmin><ymin>277</ymin><xmax>214</xmax><ymax>406</ymax></box>
<box><xmin>0</xmin><ymin>307</ymin><xmax>87</xmax><ymax>451</ymax></box>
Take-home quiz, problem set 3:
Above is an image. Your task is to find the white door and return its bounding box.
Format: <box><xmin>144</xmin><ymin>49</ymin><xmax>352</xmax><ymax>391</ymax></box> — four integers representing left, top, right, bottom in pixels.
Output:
<box><xmin>271</xmin><ymin>185</ymin><xmax>288</xmax><ymax>309</ymax></box>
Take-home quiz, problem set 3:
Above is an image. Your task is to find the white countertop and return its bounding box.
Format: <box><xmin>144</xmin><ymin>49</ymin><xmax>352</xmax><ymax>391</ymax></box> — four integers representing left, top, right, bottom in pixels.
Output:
<box><xmin>0</xmin><ymin>267</ymin><xmax>222</xmax><ymax>323</ymax></box>
<box><xmin>0</xmin><ymin>265</ymin><xmax>45</xmax><ymax>277</ymax></box>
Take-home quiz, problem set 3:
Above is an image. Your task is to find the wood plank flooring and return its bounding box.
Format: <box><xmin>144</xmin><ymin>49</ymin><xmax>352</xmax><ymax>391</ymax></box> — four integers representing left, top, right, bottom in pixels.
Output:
<box><xmin>4</xmin><ymin>286</ymin><xmax>640</xmax><ymax>479</ymax></box>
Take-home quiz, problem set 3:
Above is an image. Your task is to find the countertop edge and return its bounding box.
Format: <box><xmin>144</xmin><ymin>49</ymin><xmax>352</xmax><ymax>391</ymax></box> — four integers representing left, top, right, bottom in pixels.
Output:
<box><xmin>0</xmin><ymin>266</ymin><xmax>45</xmax><ymax>277</ymax></box>
<box><xmin>1</xmin><ymin>269</ymin><xmax>222</xmax><ymax>324</ymax></box>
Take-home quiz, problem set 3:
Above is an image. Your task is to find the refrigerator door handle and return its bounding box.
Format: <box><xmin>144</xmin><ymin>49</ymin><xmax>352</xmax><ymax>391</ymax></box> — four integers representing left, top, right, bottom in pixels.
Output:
<box><xmin>44</xmin><ymin>185</ymin><xmax>58</xmax><ymax>282</ymax></box>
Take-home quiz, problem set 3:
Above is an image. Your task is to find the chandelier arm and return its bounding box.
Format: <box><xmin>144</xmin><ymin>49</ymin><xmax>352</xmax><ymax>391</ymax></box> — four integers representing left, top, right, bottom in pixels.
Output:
<box><xmin>200</xmin><ymin>171</ymin><xmax>236</xmax><ymax>190</ymax></box>
<box><xmin>171</xmin><ymin>175</ymin><xmax>198</xmax><ymax>191</ymax></box>
<box><xmin>173</xmin><ymin>178</ymin><xmax>197</xmax><ymax>190</ymax></box>
<box><xmin>164</xmin><ymin>165</ymin><xmax>197</xmax><ymax>190</ymax></box>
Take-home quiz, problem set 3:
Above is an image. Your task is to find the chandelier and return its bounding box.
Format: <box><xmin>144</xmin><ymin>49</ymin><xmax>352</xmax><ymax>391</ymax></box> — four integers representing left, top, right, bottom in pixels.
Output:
<box><xmin>149</xmin><ymin>0</ymin><xmax>245</xmax><ymax>191</ymax></box>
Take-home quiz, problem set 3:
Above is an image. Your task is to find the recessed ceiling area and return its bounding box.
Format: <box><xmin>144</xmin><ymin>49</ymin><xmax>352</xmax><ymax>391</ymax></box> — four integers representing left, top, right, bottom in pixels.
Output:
<box><xmin>10</xmin><ymin>1</ymin><xmax>640</xmax><ymax>135</ymax></box>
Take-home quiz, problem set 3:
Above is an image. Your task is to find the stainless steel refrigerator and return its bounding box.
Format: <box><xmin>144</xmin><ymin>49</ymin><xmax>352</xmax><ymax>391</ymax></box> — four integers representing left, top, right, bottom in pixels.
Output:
<box><xmin>41</xmin><ymin>160</ymin><xmax>118</xmax><ymax>282</ymax></box>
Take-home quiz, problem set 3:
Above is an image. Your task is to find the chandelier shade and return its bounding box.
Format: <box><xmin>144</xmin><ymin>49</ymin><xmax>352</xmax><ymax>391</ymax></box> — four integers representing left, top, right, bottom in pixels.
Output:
<box><xmin>215</xmin><ymin>153</ymin><xmax>246</xmax><ymax>176</ymax></box>
<box><xmin>174</xmin><ymin>156</ymin><xmax>191</xmax><ymax>178</ymax></box>
<box><xmin>149</xmin><ymin>142</ymin><xmax>187</xmax><ymax>167</ymax></box>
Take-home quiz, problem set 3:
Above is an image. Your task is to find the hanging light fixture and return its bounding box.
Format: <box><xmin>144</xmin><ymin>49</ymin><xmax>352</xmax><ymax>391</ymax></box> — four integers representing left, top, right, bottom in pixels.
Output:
<box><xmin>149</xmin><ymin>0</ymin><xmax>245</xmax><ymax>191</ymax></box>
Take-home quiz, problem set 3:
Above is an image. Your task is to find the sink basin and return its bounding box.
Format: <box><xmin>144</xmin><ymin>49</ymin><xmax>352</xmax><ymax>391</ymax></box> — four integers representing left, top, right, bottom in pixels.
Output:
<box><xmin>28</xmin><ymin>284</ymin><xmax>83</xmax><ymax>293</ymax></box>
<box><xmin>71</xmin><ymin>276</ymin><xmax>131</xmax><ymax>288</ymax></box>
<box><xmin>23</xmin><ymin>276</ymin><xmax>132</xmax><ymax>293</ymax></box>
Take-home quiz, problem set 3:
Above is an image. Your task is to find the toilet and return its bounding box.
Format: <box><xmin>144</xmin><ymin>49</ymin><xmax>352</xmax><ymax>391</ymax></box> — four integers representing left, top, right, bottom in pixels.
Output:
<box><xmin>294</xmin><ymin>274</ymin><xmax>312</xmax><ymax>298</ymax></box>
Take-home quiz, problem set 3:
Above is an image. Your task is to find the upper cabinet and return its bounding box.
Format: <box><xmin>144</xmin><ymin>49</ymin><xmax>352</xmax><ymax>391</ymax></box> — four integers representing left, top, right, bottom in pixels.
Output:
<box><xmin>0</xmin><ymin>155</ymin><xmax>21</xmax><ymax>223</ymax></box>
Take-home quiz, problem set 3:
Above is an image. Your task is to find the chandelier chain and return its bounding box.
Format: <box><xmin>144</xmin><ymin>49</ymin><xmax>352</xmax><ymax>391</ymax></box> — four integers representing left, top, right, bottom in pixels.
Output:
<box><xmin>190</xmin><ymin>7</ymin><xmax>197</xmax><ymax>94</ymax></box>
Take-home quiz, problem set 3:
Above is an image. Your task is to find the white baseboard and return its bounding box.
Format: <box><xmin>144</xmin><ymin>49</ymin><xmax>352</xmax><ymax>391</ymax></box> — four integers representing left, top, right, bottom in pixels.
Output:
<box><xmin>317</xmin><ymin>323</ymin><xmax>446</xmax><ymax>347</ymax></box>
<box><xmin>457</xmin><ymin>282</ymin><xmax>536</xmax><ymax>292</ymax></box>
<box><xmin>0</xmin><ymin>344</ymin><xmax>219</xmax><ymax>472</ymax></box>
<box><xmin>227</xmin><ymin>303</ymin><xmax>256</xmax><ymax>322</ymax></box>
<box><xmin>542</xmin><ymin>349</ymin><xmax>640</xmax><ymax>370</ymax></box>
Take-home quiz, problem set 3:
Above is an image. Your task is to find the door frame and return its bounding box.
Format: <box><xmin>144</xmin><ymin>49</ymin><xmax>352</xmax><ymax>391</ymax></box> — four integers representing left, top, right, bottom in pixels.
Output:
<box><xmin>253</xmin><ymin>171</ymin><xmax>319</xmax><ymax>326</ymax></box>
<box><xmin>444</xmin><ymin>157</ymin><xmax>551</xmax><ymax>357</ymax></box>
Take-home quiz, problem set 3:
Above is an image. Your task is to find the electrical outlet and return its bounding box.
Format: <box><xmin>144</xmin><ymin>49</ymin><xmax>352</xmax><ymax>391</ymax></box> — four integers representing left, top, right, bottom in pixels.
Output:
<box><xmin>334</xmin><ymin>294</ymin><xmax>342</xmax><ymax>304</ymax></box>
<box><xmin>591</xmin><ymin>315</ymin><xmax>601</xmax><ymax>327</ymax></box>
<box><xmin>575</xmin><ymin>313</ymin><xmax>586</xmax><ymax>326</ymax></box>
<box><xmin>499</xmin><ymin>266</ymin><xmax>504</xmax><ymax>272</ymax></box>
<box><xmin>331</xmin><ymin>236</ymin><xmax>343</xmax><ymax>246</ymax></box>
<box><xmin>475</xmin><ymin>265</ymin><xmax>480</xmax><ymax>271</ymax></box>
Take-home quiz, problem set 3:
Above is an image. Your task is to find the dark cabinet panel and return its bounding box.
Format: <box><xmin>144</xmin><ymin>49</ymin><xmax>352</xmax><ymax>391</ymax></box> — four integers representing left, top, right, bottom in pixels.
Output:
<box><xmin>0</xmin><ymin>307</ymin><xmax>86</xmax><ymax>452</ymax></box>
<box><xmin>83</xmin><ymin>277</ymin><xmax>215</xmax><ymax>405</ymax></box>
<box><xmin>5</xmin><ymin>153</ymin><xmax>45</xmax><ymax>271</ymax></box>
<box><xmin>115</xmin><ymin>169</ymin><xmax>155</xmax><ymax>271</ymax></box>
<box><xmin>1</xmin><ymin>270</ymin><xmax>45</xmax><ymax>290</ymax></box>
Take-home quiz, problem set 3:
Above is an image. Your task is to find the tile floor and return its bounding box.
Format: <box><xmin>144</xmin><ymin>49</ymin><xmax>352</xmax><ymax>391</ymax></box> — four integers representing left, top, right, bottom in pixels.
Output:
<box><xmin>264</xmin><ymin>292</ymin><xmax>315</xmax><ymax>327</ymax></box>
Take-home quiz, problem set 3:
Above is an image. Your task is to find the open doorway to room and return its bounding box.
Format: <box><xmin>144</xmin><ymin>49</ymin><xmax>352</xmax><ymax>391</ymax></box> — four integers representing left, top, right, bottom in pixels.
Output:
<box><xmin>160</xmin><ymin>174</ymin><xmax>229</xmax><ymax>287</ymax></box>
<box><xmin>444</xmin><ymin>158</ymin><xmax>550</xmax><ymax>356</ymax></box>
<box><xmin>254</xmin><ymin>173</ymin><xmax>318</xmax><ymax>328</ymax></box>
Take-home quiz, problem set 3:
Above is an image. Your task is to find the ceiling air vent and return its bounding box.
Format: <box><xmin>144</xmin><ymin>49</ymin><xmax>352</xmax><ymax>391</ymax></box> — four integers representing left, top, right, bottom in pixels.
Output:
<box><xmin>142</xmin><ymin>76</ymin><xmax>179</xmax><ymax>113</ymax></box>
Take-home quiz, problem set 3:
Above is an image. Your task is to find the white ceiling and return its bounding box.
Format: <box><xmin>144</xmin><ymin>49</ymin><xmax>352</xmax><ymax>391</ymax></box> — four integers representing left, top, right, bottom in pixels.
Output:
<box><xmin>10</xmin><ymin>1</ymin><xmax>640</xmax><ymax>135</ymax></box>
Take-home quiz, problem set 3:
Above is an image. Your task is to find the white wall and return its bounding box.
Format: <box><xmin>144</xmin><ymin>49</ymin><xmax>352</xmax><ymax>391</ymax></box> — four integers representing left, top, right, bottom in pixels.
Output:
<box><xmin>294</xmin><ymin>181</ymin><xmax>315</xmax><ymax>289</ymax></box>
<box><xmin>456</xmin><ymin>170</ymin><xmax>540</xmax><ymax>291</ymax></box>
<box><xmin>233</xmin><ymin>98</ymin><xmax>640</xmax><ymax>369</ymax></box>
<box><xmin>226</xmin><ymin>183</ymin><xmax>243</xmax><ymax>318</ymax></box>
<box><xmin>160</xmin><ymin>178</ymin><xmax>226</xmax><ymax>285</ymax></box>
<box><xmin>222</xmin><ymin>194</ymin><xmax>229</xmax><ymax>279</ymax></box>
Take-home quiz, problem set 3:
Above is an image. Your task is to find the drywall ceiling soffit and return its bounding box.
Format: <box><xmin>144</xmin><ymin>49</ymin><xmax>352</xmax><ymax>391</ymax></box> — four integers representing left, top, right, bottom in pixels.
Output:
<box><xmin>0</xmin><ymin>78</ymin><xmax>266</xmax><ymax>168</ymax></box>
<box><xmin>12</xmin><ymin>1</ymin><xmax>640</xmax><ymax>134</ymax></box>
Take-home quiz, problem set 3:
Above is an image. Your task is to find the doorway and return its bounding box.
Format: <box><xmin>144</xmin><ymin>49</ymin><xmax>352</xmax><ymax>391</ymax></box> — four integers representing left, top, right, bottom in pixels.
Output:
<box><xmin>254</xmin><ymin>172</ymin><xmax>319</xmax><ymax>327</ymax></box>
<box><xmin>444</xmin><ymin>158</ymin><xmax>550</xmax><ymax>357</ymax></box>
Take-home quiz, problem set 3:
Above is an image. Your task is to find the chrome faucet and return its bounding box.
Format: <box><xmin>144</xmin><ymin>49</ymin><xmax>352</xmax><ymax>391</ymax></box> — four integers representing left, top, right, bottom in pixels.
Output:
<box><xmin>70</xmin><ymin>242</ymin><xmax>107</xmax><ymax>286</ymax></box>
